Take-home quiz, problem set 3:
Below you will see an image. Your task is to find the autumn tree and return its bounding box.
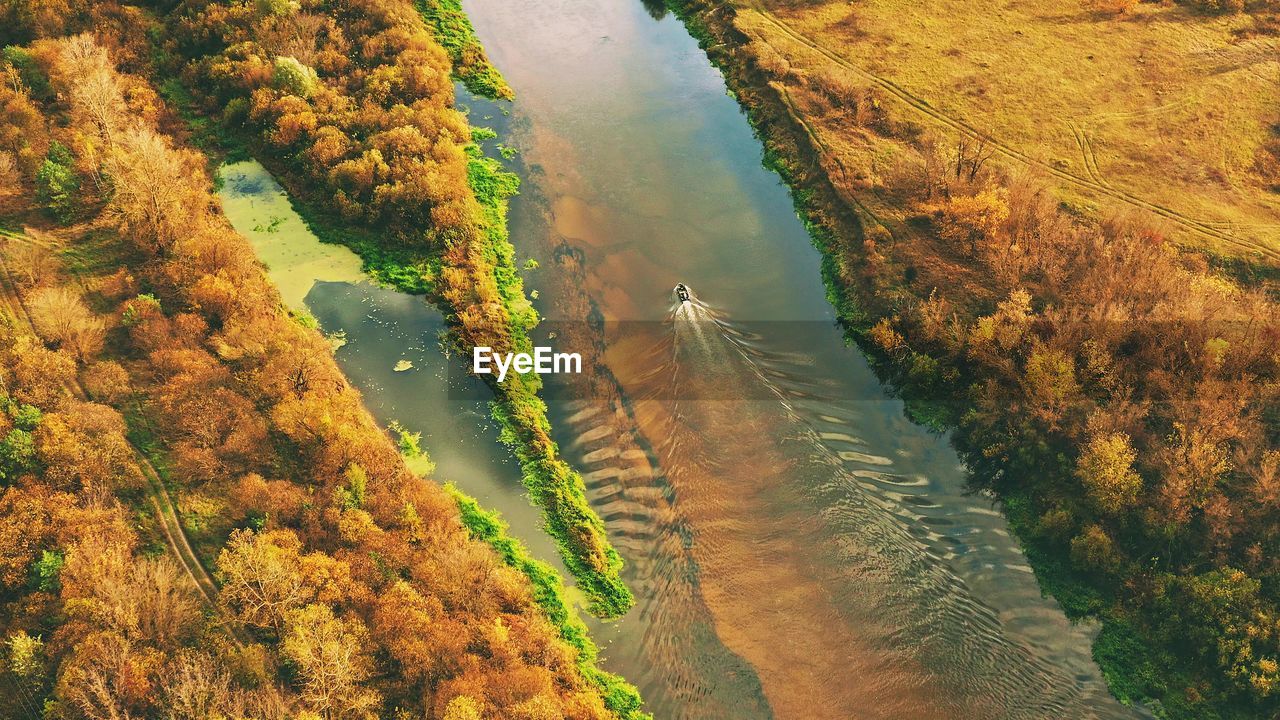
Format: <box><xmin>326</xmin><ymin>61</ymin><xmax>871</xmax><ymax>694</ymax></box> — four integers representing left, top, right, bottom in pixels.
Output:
<box><xmin>953</xmin><ymin>135</ymin><xmax>994</xmax><ymax>183</ymax></box>
<box><xmin>104</xmin><ymin>126</ymin><xmax>205</xmax><ymax>255</ymax></box>
<box><xmin>216</xmin><ymin>529</ymin><xmax>308</xmax><ymax>636</ymax></box>
<box><xmin>119</xmin><ymin>557</ymin><xmax>202</xmax><ymax>647</ymax></box>
<box><xmin>160</xmin><ymin>650</ymin><xmax>285</xmax><ymax>720</ymax></box>
<box><xmin>256</xmin><ymin>0</ymin><xmax>299</xmax><ymax>18</ymax></box>
<box><xmin>233</xmin><ymin>473</ymin><xmax>307</xmax><ymax>528</ymax></box>
<box><xmin>281</xmin><ymin>604</ymin><xmax>380</xmax><ymax>719</ymax></box>
<box><xmin>0</xmin><ymin>485</ymin><xmax>67</xmax><ymax>588</ymax></box>
<box><xmin>937</xmin><ymin>188</ymin><xmax>1009</xmax><ymax>257</ymax></box>
<box><xmin>370</xmin><ymin>580</ymin><xmax>467</xmax><ymax>688</ymax></box>
<box><xmin>54</xmin><ymin>631</ymin><xmax>162</xmax><ymax>720</ymax></box>
<box><xmin>58</xmin><ymin>34</ymin><xmax>127</xmax><ymax>154</ymax></box>
<box><xmin>5</xmin><ymin>235</ymin><xmax>57</xmax><ymax>288</ymax></box>
<box><xmin>1156</xmin><ymin>421</ymin><xmax>1233</xmax><ymax>526</ymax></box>
<box><xmin>1021</xmin><ymin>345</ymin><xmax>1080</xmax><ymax>428</ymax></box>
<box><xmin>3</xmin><ymin>334</ymin><xmax>74</xmax><ymax>409</ymax></box>
<box><xmin>1170</xmin><ymin>569</ymin><xmax>1280</xmax><ymax>701</ymax></box>
<box><xmin>1077</xmin><ymin>429</ymin><xmax>1143</xmax><ymax>515</ymax></box>
<box><xmin>34</xmin><ymin>402</ymin><xmax>143</xmax><ymax>495</ymax></box>
<box><xmin>80</xmin><ymin>360</ymin><xmax>130</xmax><ymax>403</ymax></box>
<box><xmin>0</xmin><ymin>152</ymin><xmax>19</xmax><ymax>197</ymax></box>
<box><xmin>4</xmin><ymin>2</ymin><xmax>64</xmax><ymax>42</ymax></box>
<box><xmin>443</xmin><ymin>696</ymin><xmax>483</xmax><ymax>720</ymax></box>
<box><xmin>967</xmin><ymin>289</ymin><xmax>1033</xmax><ymax>369</ymax></box>
<box><xmin>0</xmin><ymin>62</ymin><xmax>45</xmax><ymax>170</ymax></box>
<box><xmin>1071</xmin><ymin>524</ymin><xmax>1121</xmax><ymax>574</ymax></box>
<box><xmin>61</xmin><ymin>537</ymin><xmax>202</xmax><ymax>648</ymax></box>
<box><xmin>7</xmin><ymin>631</ymin><xmax>45</xmax><ymax>683</ymax></box>
<box><xmin>27</xmin><ymin>285</ymin><xmax>104</xmax><ymax>360</ymax></box>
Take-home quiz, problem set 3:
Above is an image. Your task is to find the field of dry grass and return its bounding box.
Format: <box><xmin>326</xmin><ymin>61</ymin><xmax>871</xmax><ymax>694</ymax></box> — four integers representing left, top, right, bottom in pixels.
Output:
<box><xmin>731</xmin><ymin>0</ymin><xmax>1280</xmax><ymax>260</ymax></box>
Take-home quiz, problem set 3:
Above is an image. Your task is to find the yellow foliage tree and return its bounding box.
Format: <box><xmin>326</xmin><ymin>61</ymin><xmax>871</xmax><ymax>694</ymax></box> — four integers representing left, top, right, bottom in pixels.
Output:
<box><xmin>443</xmin><ymin>696</ymin><xmax>483</xmax><ymax>720</ymax></box>
<box><xmin>1077</xmin><ymin>430</ymin><xmax>1143</xmax><ymax>514</ymax></box>
<box><xmin>1022</xmin><ymin>345</ymin><xmax>1079</xmax><ymax>427</ymax></box>
<box><xmin>27</xmin><ymin>285</ymin><xmax>104</xmax><ymax>360</ymax></box>
<box><xmin>216</xmin><ymin>529</ymin><xmax>308</xmax><ymax>635</ymax></box>
<box><xmin>938</xmin><ymin>188</ymin><xmax>1009</xmax><ymax>256</ymax></box>
<box><xmin>281</xmin><ymin>603</ymin><xmax>380</xmax><ymax>719</ymax></box>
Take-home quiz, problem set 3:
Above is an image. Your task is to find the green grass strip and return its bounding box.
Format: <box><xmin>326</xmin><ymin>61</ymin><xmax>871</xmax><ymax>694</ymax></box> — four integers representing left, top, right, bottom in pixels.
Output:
<box><xmin>415</xmin><ymin>0</ymin><xmax>514</xmax><ymax>100</ymax></box>
<box><xmin>465</xmin><ymin>147</ymin><xmax>634</xmax><ymax>619</ymax></box>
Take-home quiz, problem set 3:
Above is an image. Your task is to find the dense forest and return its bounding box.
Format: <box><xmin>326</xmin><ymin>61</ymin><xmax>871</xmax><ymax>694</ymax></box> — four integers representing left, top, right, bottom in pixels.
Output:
<box><xmin>4</xmin><ymin>0</ymin><xmax>632</xmax><ymax>622</ymax></box>
<box><xmin>0</xmin><ymin>9</ymin><xmax>643</xmax><ymax>719</ymax></box>
<box><xmin>670</xmin><ymin>0</ymin><xmax>1280</xmax><ymax>717</ymax></box>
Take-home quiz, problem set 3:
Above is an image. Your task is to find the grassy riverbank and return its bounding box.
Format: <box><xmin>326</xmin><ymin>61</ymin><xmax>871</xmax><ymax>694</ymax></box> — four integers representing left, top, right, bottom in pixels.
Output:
<box><xmin>450</xmin><ymin>488</ymin><xmax>648</xmax><ymax>719</ymax></box>
<box><xmin>453</xmin><ymin>142</ymin><xmax>635</xmax><ymax>622</ymax></box>
<box><xmin>140</xmin><ymin>0</ymin><xmax>644</xmax><ymax>714</ymax></box>
<box><xmin>416</xmin><ymin>0</ymin><xmax>513</xmax><ymax>100</ymax></box>
<box><xmin>158</xmin><ymin>0</ymin><xmax>633</xmax><ymax>623</ymax></box>
<box><xmin>668</xmin><ymin>1</ymin><xmax>1280</xmax><ymax>718</ymax></box>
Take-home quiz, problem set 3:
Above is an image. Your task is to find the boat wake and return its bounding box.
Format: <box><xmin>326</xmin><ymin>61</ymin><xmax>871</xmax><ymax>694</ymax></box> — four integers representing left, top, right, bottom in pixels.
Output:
<box><xmin>552</xmin><ymin>293</ymin><xmax>1138</xmax><ymax>719</ymax></box>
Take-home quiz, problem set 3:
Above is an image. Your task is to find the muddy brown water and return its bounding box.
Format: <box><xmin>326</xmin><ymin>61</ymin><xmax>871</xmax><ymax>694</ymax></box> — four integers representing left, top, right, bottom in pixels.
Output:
<box><xmin>220</xmin><ymin>0</ymin><xmax>1149</xmax><ymax>715</ymax></box>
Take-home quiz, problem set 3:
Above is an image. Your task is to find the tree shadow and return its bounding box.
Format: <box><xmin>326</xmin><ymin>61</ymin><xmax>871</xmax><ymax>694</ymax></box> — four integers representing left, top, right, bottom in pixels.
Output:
<box><xmin>638</xmin><ymin>0</ymin><xmax>669</xmax><ymax>21</ymax></box>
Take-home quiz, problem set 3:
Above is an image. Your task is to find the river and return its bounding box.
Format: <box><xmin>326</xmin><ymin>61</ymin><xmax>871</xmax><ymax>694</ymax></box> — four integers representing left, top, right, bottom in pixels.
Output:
<box><xmin>217</xmin><ymin>0</ymin><xmax>1147</xmax><ymax>715</ymax></box>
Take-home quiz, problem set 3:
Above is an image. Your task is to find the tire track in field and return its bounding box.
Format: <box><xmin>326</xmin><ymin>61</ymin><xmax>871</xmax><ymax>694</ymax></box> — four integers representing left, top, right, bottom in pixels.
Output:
<box><xmin>740</xmin><ymin>2</ymin><xmax>1280</xmax><ymax>261</ymax></box>
<box><xmin>774</xmin><ymin>84</ymin><xmax>908</xmax><ymax>246</ymax></box>
<box><xmin>1068</xmin><ymin>121</ymin><xmax>1111</xmax><ymax>191</ymax></box>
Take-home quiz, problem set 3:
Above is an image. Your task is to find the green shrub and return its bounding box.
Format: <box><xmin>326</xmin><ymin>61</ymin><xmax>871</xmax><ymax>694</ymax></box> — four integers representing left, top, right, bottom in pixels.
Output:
<box><xmin>35</xmin><ymin>142</ymin><xmax>80</xmax><ymax>223</ymax></box>
<box><xmin>272</xmin><ymin>56</ymin><xmax>319</xmax><ymax>98</ymax></box>
<box><xmin>33</xmin><ymin>550</ymin><xmax>63</xmax><ymax>592</ymax></box>
<box><xmin>0</xmin><ymin>429</ymin><xmax>36</xmax><ymax>481</ymax></box>
<box><xmin>2</xmin><ymin>46</ymin><xmax>51</xmax><ymax>99</ymax></box>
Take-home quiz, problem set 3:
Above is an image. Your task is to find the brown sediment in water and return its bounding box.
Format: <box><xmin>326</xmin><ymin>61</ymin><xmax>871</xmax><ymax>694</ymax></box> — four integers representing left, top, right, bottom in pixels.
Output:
<box><xmin>553</xmin><ymin>194</ymin><xmax>611</xmax><ymax>247</ymax></box>
<box><xmin>623</xmin><ymin>387</ymin><xmax>949</xmax><ymax>720</ymax></box>
<box><xmin>529</xmin><ymin>125</ymin><xmax>948</xmax><ymax>717</ymax></box>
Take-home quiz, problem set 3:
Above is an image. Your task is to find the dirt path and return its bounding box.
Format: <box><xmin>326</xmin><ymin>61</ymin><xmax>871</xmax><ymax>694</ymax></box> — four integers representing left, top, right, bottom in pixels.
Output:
<box><xmin>0</xmin><ymin>228</ymin><xmax>249</xmax><ymax>647</ymax></box>
<box><xmin>739</xmin><ymin>0</ymin><xmax>1280</xmax><ymax>262</ymax></box>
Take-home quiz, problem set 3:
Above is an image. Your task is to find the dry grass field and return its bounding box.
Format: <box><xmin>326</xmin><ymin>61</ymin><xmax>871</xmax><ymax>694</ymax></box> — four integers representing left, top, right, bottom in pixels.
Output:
<box><xmin>731</xmin><ymin>0</ymin><xmax>1280</xmax><ymax>260</ymax></box>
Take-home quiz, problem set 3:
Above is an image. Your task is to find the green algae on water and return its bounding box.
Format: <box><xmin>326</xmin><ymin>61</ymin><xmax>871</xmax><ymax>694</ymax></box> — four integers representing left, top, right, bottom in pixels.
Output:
<box><xmin>217</xmin><ymin>160</ymin><xmax>366</xmax><ymax>313</ymax></box>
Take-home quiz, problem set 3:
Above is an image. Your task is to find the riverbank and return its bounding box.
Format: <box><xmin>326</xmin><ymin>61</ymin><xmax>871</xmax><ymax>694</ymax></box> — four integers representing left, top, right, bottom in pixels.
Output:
<box><xmin>0</xmin><ymin>26</ymin><xmax>638</xmax><ymax>716</ymax></box>
<box><xmin>157</xmin><ymin>0</ymin><xmax>635</xmax><ymax>621</ymax></box>
<box><xmin>147</xmin><ymin>0</ymin><xmax>645</xmax><ymax>715</ymax></box>
<box><xmin>215</xmin><ymin>154</ymin><xmax>649</xmax><ymax>718</ymax></box>
<box><xmin>667</xmin><ymin>0</ymin><xmax>1280</xmax><ymax>717</ymax></box>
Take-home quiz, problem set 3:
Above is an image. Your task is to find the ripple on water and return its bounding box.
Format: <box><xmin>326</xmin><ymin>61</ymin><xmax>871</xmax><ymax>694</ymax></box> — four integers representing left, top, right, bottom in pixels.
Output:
<box><xmin>561</xmin><ymin>299</ymin><xmax>1144</xmax><ymax>719</ymax></box>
